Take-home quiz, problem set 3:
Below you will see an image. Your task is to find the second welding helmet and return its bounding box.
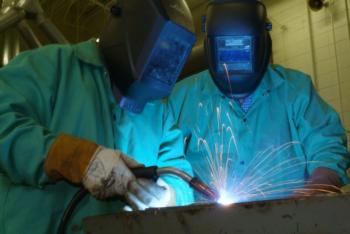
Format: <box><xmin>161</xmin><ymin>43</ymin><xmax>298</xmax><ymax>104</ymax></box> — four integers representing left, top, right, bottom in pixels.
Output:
<box><xmin>100</xmin><ymin>0</ymin><xmax>196</xmax><ymax>113</ymax></box>
<box><xmin>204</xmin><ymin>0</ymin><xmax>272</xmax><ymax>98</ymax></box>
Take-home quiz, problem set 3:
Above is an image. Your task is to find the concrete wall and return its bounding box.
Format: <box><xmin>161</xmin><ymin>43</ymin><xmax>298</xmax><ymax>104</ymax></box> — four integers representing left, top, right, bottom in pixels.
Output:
<box><xmin>264</xmin><ymin>0</ymin><xmax>350</xmax><ymax>149</ymax></box>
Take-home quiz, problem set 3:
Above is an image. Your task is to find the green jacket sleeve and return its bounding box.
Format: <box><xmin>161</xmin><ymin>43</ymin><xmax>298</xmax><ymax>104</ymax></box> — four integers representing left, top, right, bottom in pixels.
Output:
<box><xmin>157</xmin><ymin>102</ymin><xmax>194</xmax><ymax>206</ymax></box>
<box><xmin>291</xmin><ymin>72</ymin><xmax>350</xmax><ymax>185</ymax></box>
<box><xmin>0</xmin><ymin>48</ymin><xmax>59</xmax><ymax>187</ymax></box>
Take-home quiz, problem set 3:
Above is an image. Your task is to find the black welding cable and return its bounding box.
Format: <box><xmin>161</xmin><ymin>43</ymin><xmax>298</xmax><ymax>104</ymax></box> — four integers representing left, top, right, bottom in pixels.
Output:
<box><xmin>57</xmin><ymin>188</ymin><xmax>88</xmax><ymax>234</ymax></box>
<box><xmin>57</xmin><ymin>166</ymin><xmax>159</xmax><ymax>234</ymax></box>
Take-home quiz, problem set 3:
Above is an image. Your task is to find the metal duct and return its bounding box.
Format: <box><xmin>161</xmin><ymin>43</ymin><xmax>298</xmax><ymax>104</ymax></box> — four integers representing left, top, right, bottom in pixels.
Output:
<box><xmin>0</xmin><ymin>0</ymin><xmax>22</xmax><ymax>66</ymax></box>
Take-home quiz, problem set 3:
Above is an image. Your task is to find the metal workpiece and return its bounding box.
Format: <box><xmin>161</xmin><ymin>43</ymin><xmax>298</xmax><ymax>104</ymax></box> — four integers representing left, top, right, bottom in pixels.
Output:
<box><xmin>83</xmin><ymin>194</ymin><xmax>350</xmax><ymax>234</ymax></box>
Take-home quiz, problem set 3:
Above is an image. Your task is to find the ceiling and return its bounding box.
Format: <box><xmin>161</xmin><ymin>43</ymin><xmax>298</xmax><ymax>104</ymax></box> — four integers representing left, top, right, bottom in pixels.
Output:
<box><xmin>2</xmin><ymin>0</ymin><xmax>271</xmax><ymax>44</ymax></box>
<box><xmin>36</xmin><ymin>0</ymin><xmax>211</xmax><ymax>43</ymax></box>
<box><xmin>187</xmin><ymin>0</ymin><xmax>209</xmax><ymax>9</ymax></box>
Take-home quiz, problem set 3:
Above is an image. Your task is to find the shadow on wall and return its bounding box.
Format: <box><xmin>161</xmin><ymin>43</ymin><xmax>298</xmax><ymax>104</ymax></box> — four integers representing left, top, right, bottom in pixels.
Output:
<box><xmin>179</xmin><ymin>43</ymin><xmax>208</xmax><ymax>80</ymax></box>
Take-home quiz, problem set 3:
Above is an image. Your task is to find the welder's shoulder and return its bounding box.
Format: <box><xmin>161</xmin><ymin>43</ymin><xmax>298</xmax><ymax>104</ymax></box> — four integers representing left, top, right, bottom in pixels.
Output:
<box><xmin>271</xmin><ymin>64</ymin><xmax>314</xmax><ymax>91</ymax></box>
<box><xmin>33</xmin><ymin>42</ymin><xmax>73</xmax><ymax>54</ymax></box>
<box><xmin>8</xmin><ymin>42</ymin><xmax>78</xmax><ymax>67</ymax></box>
<box><xmin>8</xmin><ymin>44</ymin><xmax>73</xmax><ymax>69</ymax></box>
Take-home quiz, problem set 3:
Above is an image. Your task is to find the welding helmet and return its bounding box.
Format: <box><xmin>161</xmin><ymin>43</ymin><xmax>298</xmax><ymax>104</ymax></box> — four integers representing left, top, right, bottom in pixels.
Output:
<box><xmin>99</xmin><ymin>0</ymin><xmax>196</xmax><ymax>113</ymax></box>
<box><xmin>204</xmin><ymin>0</ymin><xmax>272</xmax><ymax>98</ymax></box>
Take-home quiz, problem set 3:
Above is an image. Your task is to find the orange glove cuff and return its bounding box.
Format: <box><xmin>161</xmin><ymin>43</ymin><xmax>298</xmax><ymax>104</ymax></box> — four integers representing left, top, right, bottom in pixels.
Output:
<box><xmin>44</xmin><ymin>133</ymin><xmax>99</xmax><ymax>183</ymax></box>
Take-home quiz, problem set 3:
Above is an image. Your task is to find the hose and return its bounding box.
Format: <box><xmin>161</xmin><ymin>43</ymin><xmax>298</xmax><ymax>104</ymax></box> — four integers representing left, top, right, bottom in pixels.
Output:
<box><xmin>57</xmin><ymin>189</ymin><xmax>88</xmax><ymax>234</ymax></box>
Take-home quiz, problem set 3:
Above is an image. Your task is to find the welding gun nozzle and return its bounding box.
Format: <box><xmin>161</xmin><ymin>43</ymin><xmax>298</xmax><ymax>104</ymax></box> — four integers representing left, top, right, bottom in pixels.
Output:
<box><xmin>189</xmin><ymin>177</ymin><xmax>219</xmax><ymax>201</ymax></box>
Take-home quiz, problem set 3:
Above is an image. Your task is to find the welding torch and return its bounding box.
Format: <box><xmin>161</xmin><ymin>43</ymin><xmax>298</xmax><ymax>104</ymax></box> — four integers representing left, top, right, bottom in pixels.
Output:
<box><xmin>133</xmin><ymin>166</ymin><xmax>219</xmax><ymax>201</ymax></box>
<box><xmin>58</xmin><ymin>166</ymin><xmax>218</xmax><ymax>234</ymax></box>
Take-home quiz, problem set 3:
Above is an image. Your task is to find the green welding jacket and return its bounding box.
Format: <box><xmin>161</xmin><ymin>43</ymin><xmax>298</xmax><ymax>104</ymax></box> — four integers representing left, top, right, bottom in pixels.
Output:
<box><xmin>0</xmin><ymin>40</ymin><xmax>193</xmax><ymax>234</ymax></box>
<box><xmin>168</xmin><ymin>65</ymin><xmax>349</xmax><ymax>202</ymax></box>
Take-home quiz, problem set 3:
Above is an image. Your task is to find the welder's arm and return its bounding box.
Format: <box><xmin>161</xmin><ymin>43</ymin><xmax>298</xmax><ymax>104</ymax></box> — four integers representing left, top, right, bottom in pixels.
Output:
<box><xmin>156</xmin><ymin>107</ymin><xmax>194</xmax><ymax>206</ymax></box>
<box><xmin>0</xmin><ymin>50</ymin><xmax>60</xmax><ymax>187</ymax></box>
<box><xmin>293</xmin><ymin>76</ymin><xmax>350</xmax><ymax>191</ymax></box>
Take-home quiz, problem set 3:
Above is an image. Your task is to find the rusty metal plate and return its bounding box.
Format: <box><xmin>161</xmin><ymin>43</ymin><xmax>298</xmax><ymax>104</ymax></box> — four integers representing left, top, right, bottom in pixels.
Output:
<box><xmin>83</xmin><ymin>194</ymin><xmax>350</xmax><ymax>234</ymax></box>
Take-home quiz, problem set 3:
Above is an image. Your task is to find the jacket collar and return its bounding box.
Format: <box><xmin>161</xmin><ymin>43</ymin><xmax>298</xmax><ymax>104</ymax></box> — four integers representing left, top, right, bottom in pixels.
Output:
<box><xmin>203</xmin><ymin>65</ymin><xmax>286</xmax><ymax>99</ymax></box>
<box><xmin>73</xmin><ymin>39</ymin><xmax>104</xmax><ymax>67</ymax></box>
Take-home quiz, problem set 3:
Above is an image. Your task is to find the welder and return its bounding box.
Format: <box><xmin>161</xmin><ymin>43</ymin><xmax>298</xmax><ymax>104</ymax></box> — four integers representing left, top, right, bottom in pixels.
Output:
<box><xmin>0</xmin><ymin>0</ymin><xmax>196</xmax><ymax>233</ymax></box>
<box><xmin>169</xmin><ymin>0</ymin><xmax>350</xmax><ymax>202</ymax></box>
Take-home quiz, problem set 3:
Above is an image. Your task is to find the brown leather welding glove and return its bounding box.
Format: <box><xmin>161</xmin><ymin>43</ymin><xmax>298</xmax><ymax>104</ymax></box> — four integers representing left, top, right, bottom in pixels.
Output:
<box><xmin>44</xmin><ymin>133</ymin><xmax>99</xmax><ymax>183</ymax></box>
<box><xmin>294</xmin><ymin>167</ymin><xmax>342</xmax><ymax>197</ymax></box>
<box><xmin>44</xmin><ymin>133</ymin><xmax>141</xmax><ymax>191</ymax></box>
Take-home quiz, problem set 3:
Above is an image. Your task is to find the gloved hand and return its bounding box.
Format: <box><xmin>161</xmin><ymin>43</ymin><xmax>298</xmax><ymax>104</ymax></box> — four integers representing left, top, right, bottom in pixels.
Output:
<box><xmin>294</xmin><ymin>167</ymin><xmax>342</xmax><ymax>197</ymax></box>
<box><xmin>44</xmin><ymin>134</ymin><xmax>176</xmax><ymax>209</ymax></box>
<box><xmin>124</xmin><ymin>178</ymin><xmax>177</xmax><ymax>211</ymax></box>
<box><xmin>82</xmin><ymin>146</ymin><xmax>142</xmax><ymax>199</ymax></box>
<box><xmin>83</xmin><ymin>147</ymin><xmax>176</xmax><ymax>210</ymax></box>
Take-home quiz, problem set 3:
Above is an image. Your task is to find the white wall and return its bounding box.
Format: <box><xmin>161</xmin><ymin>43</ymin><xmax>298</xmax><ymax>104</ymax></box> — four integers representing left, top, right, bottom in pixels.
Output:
<box><xmin>265</xmin><ymin>0</ymin><xmax>350</xmax><ymax>149</ymax></box>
